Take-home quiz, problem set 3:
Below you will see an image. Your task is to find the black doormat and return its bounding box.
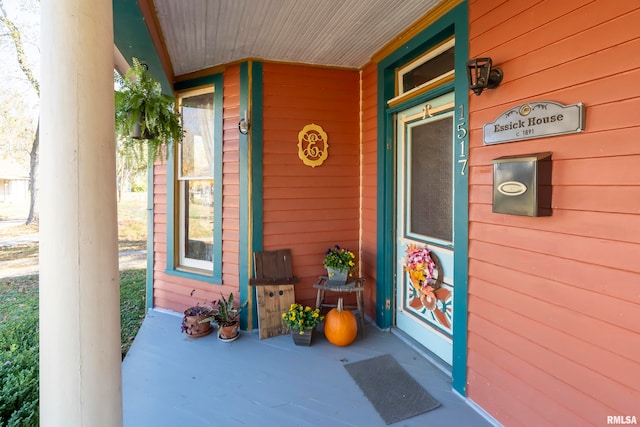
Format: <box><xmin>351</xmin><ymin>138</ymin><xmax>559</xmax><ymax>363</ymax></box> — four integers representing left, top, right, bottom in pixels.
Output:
<box><xmin>344</xmin><ymin>354</ymin><xmax>441</xmax><ymax>425</ymax></box>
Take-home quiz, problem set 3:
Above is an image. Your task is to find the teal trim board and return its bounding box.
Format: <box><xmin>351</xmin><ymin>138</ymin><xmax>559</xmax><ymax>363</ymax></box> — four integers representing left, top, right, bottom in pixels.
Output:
<box><xmin>164</xmin><ymin>73</ymin><xmax>224</xmax><ymax>284</ymax></box>
<box><xmin>239</xmin><ymin>62</ymin><xmax>251</xmax><ymax>330</ymax></box>
<box><xmin>451</xmin><ymin>2</ymin><xmax>470</xmax><ymax>397</ymax></box>
<box><xmin>113</xmin><ymin>0</ymin><xmax>171</xmax><ymax>94</ymax></box>
<box><xmin>174</xmin><ymin>75</ymin><xmax>216</xmax><ymax>92</ymax></box>
<box><xmin>239</xmin><ymin>61</ymin><xmax>265</xmax><ymax>331</ymax></box>
<box><xmin>164</xmin><ymin>141</ymin><xmax>177</xmax><ymax>274</ymax></box>
<box><xmin>375</xmin><ymin>1</ymin><xmax>469</xmax><ymax>396</ymax></box>
<box><xmin>146</xmin><ymin>161</ymin><xmax>154</xmax><ymax>311</ymax></box>
<box><xmin>240</xmin><ymin>61</ymin><xmax>263</xmax><ymax>328</ymax></box>
<box><xmin>374</xmin><ymin>55</ymin><xmax>395</xmax><ymax>330</ymax></box>
<box><xmin>250</xmin><ymin>61</ymin><xmax>264</xmax><ymax>259</ymax></box>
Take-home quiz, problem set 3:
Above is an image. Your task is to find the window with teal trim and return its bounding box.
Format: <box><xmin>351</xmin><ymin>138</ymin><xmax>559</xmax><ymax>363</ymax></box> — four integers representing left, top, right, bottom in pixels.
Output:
<box><xmin>177</xmin><ymin>87</ymin><xmax>215</xmax><ymax>272</ymax></box>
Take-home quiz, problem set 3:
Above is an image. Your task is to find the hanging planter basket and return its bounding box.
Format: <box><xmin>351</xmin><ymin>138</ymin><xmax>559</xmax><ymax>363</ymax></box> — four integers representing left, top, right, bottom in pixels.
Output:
<box><xmin>115</xmin><ymin>57</ymin><xmax>183</xmax><ymax>166</ymax></box>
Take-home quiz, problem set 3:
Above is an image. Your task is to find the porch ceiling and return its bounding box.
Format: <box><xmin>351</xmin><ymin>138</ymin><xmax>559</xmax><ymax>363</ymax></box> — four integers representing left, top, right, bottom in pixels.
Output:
<box><xmin>153</xmin><ymin>0</ymin><xmax>442</xmax><ymax>76</ymax></box>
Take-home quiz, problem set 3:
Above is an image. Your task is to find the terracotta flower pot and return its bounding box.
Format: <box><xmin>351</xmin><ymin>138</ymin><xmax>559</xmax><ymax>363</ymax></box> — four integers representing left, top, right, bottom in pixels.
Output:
<box><xmin>181</xmin><ymin>306</ymin><xmax>213</xmax><ymax>338</ymax></box>
<box><xmin>218</xmin><ymin>322</ymin><xmax>240</xmax><ymax>342</ymax></box>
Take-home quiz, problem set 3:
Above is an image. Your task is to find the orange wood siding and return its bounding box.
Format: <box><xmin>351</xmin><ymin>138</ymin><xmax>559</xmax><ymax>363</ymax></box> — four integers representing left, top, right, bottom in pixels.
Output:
<box><xmin>360</xmin><ymin>62</ymin><xmax>378</xmax><ymax>319</ymax></box>
<box><xmin>151</xmin><ymin>163</ymin><xmax>172</xmax><ymax>309</ymax></box>
<box><xmin>151</xmin><ymin>67</ymin><xmax>241</xmax><ymax>313</ymax></box>
<box><xmin>222</xmin><ymin>65</ymin><xmax>241</xmax><ymax>287</ymax></box>
<box><xmin>261</xmin><ymin>63</ymin><xmax>360</xmax><ymax>307</ymax></box>
<box><xmin>468</xmin><ymin>1</ymin><xmax>640</xmax><ymax>425</ymax></box>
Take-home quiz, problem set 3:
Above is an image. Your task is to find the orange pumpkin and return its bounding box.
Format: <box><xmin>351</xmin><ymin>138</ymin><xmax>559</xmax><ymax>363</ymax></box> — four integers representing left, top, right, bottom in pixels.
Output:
<box><xmin>324</xmin><ymin>298</ymin><xmax>358</xmax><ymax>346</ymax></box>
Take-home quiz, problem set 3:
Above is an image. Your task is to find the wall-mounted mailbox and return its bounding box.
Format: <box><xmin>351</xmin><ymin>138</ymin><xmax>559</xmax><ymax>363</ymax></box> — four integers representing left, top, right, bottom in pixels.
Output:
<box><xmin>492</xmin><ymin>152</ymin><xmax>552</xmax><ymax>216</ymax></box>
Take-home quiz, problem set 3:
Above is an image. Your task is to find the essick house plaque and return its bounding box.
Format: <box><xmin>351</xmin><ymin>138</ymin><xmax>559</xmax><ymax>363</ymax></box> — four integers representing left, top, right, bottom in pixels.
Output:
<box><xmin>484</xmin><ymin>101</ymin><xmax>585</xmax><ymax>145</ymax></box>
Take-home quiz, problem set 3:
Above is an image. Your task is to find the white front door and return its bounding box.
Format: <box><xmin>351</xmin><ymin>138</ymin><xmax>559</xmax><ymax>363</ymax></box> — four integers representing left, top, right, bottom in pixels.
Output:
<box><xmin>395</xmin><ymin>92</ymin><xmax>455</xmax><ymax>365</ymax></box>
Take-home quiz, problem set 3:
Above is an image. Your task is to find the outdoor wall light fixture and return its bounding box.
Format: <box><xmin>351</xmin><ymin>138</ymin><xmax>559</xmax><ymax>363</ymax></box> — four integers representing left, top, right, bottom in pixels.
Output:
<box><xmin>467</xmin><ymin>57</ymin><xmax>503</xmax><ymax>96</ymax></box>
<box><xmin>238</xmin><ymin>110</ymin><xmax>250</xmax><ymax>135</ymax></box>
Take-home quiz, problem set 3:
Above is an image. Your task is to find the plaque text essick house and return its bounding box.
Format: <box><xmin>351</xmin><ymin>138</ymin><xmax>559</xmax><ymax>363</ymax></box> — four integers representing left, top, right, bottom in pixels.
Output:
<box><xmin>483</xmin><ymin>101</ymin><xmax>585</xmax><ymax>145</ymax></box>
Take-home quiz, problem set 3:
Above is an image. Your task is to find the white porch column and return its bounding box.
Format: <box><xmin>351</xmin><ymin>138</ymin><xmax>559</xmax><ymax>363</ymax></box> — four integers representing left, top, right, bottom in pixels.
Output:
<box><xmin>40</xmin><ymin>0</ymin><xmax>122</xmax><ymax>425</ymax></box>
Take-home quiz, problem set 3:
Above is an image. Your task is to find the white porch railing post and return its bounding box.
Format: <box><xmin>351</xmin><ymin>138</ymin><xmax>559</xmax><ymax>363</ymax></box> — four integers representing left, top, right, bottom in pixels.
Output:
<box><xmin>39</xmin><ymin>0</ymin><xmax>123</xmax><ymax>424</ymax></box>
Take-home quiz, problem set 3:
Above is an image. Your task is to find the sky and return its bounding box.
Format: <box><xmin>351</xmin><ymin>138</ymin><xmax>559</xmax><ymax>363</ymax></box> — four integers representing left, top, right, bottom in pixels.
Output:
<box><xmin>0</xmin><ymin>0</ymin><xmax>40</xmax><ymax>111</ymax></box>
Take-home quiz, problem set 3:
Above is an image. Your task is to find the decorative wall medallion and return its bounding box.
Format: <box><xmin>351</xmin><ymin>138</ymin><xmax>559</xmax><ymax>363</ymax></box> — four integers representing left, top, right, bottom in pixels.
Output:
<box><xmin>297</xmin><ymin>123</ymin><xmax>328</xmax><ymax>167</ymax></box>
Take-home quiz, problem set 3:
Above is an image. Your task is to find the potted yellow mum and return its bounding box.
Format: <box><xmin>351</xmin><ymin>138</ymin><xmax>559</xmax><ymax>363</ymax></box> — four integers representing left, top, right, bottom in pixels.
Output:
<box><xmin>281</xmin><ymin>303</ymin><xmax>324</xmax><ymax>346</ymax></box>
<box><xmin>323</xmin><ymin>245</ymin><xmax>356</xmax><ymax>284</ymax></box>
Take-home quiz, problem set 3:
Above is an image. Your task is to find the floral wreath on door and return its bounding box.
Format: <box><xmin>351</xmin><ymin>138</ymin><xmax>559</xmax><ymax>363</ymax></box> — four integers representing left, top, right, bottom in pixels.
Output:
<box><xmin>403</xmin><ymin>244</ymin><xmax>452</xmax><ymax>329</ymax></box>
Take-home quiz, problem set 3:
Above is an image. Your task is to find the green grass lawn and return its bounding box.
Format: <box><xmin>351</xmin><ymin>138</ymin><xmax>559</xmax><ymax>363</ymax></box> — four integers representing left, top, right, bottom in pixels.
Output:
<box><xmin>0</xmin><ymin>192</ymin><xmax>148</xmax><ymax>426</ymax></box>
<box><xmin>0</xmin><ymin>274</ymin><xmax>38</xmax><ymax>426</ymax></box>
<box><xmin>120</xmin><ymin>269</ymin><xmax>148</xmax><ymax>356</ymax></box>
<box><xmin>0</xmin><ymin>270</ymin><xmax>145</xmax><ymax>358</ymax></box>
<box><xmin>0</xmin><ymin>269</ymin><xmax>146</xmax><ymax>426</ymax></box>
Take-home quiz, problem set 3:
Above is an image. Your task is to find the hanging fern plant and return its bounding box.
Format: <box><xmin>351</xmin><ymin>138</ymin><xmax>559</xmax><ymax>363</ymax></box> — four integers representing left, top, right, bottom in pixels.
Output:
<box><xmin>115</xmin><ymin>58</ymin><xmax>183</xmax><ymax>166</ymax></box>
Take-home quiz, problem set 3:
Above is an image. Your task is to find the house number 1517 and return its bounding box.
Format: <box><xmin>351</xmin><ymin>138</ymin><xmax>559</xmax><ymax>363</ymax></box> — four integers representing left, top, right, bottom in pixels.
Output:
<box><xmin>457</xmin><ymin>104</ymin><xmax>468</xmax><ymax>176</ymax></box>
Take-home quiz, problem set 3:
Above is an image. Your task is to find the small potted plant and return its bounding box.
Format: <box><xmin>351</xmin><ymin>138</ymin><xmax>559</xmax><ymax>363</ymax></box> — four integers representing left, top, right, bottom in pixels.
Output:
<box><xmin>114</xmin><ymin>57</ymin><xmax>183</xmax><ymax>167</ymax></box>
<box><xmin>181</xmin><ymin>304</ymin><xmax>213</xmax><ymax>338</ymax></box>
<box><xmin>323</xmin><ymin>245</ymin><xmax>356</xmax><ymax>284</ymax></box>
<box><xmin>281</xmin><ymin>303</ymin><xmax>324</xmax><ymax>346</ymax></box>
<box><xmin>202</xmin><ymin>293</ymin><xmax>245</xmax><ymax>342</ymax></box>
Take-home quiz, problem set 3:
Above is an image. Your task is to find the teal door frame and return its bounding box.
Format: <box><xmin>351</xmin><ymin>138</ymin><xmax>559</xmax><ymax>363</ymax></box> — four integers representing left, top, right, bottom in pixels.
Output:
<box><xmin>375</xmin><ymin>1</ymin><xmax>469</xmax><ymax>396</ymax></box>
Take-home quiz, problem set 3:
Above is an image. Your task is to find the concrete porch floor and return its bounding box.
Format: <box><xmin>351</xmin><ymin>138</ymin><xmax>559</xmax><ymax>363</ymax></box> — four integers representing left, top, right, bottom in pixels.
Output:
<box><xmin>122</xmin><ymin>310</ymin><xmax>498</xmax><ymax>427</ymax></box>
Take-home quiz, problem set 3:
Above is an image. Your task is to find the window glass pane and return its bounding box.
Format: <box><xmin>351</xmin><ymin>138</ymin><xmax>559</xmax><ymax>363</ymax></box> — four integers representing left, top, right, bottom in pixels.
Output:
<box><xmin>181</xmin><ymin>179</ymin><xmax>214</xmax><ymax>264</ymax></box>
<box><xmin>180</xmin><ymin>92</ymin><xmax>214</xmax><ymax>178</ymax></box>
<box><xmin>402</xmin><ymin>46</ymin><xmax>454</xmax><ymax>93</ymax></box>
<box><xmin>408</xmin><ymin>116</ymin><xmax>453</xmax><ymax>242</ymax></box>
<box><xmin>177</xmin><ymin>87</ymin><xmax>215</xmax><ymax>271</ymax></box>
